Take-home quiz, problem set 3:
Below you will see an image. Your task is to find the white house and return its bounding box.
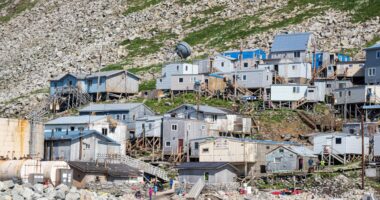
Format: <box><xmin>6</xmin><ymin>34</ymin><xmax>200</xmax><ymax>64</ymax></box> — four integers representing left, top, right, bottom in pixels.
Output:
<box><xmin>313</xmin><ymin>132</ymin><xmax>369</xmax><ymax>155</ymax></box>
<box><xmin>333</xmin><ymin>85</ymin><xmax>380</xmax><ymax>105</ymax></box>
<box><xmin>270</xmin><ymin>84</ymin><xmax>323</xmax><ymax>102</ymax></box>
<box><xmin>258</xmin><ymin>60</ymin><xmax>312</xmax><ymax>84</ymax></box>
<box><xmin>135</xmin><ymin>116</ymin><xmax>163</xmax><ymax>138</ymax></box>
<box><xmin>45</xmin><ymin>115</ymin><xmax>128</xmax><ymax>155</ymax></box>
<box><xmin>156</xmin><ymin>63</ymin><xmax>199</xmax><ymax>90</ymax></box>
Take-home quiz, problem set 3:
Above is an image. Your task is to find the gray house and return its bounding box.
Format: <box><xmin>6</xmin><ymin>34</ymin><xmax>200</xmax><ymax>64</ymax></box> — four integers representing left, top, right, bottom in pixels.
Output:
<box><xmin>365</xmin><ymin>43</ymin><xmax>380</xmax><ymax>85</ymax></box>
<box><xmin>269</xmin><ymin>32</ymin><xmax>314</xmax><ymax>63</ymax></box>
<box><xmin>156</xmin><ymin>63</ymin><xmax>199</xmax><ymax>90</ymax></box>
<box><xmin>266</xmin><ymin>146</ymin><xmax>317</xmax><ymax>173</ymax></box>
<box><xmin>170</xmin><ymin>74</ymin><xmax>206</xmax><ymax>91</ymax></box>
<box><xmin>79</xmin><ymin>103</ymin><xmax>155</xmax><ymax>134</ymax></box>
<box><xmin>44</xmin><ymin>130</ymin><xmax>120</xmax><ymax>161</ymax></box>
<box><xmin>162</xmin><ymin>118</ymin><xmax>211</xmax><ymax>159</ymax></box>
<box><xmin>177</xmin><ymin>162</ymin><xmax>239</xmax><ymax>184</ymax></box>
<box><xmin>236</xmin><ymin>69</ymin><xmax>273</xmax><ymax>89</ymax></box>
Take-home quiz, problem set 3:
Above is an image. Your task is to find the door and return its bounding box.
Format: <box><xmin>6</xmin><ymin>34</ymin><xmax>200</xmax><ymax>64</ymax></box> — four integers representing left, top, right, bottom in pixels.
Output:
<box><xmin>299</xmin><ymin>158</ymin><xmax>303</xmax><ymax>170</ymax></box>
<box><xmin>178</xmin><ymin>139</ymin><xmax>184</xmax><ymax>154</ymax></box>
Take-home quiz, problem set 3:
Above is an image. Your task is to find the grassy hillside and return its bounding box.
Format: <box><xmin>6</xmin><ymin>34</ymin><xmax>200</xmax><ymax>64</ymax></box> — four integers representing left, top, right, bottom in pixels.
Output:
<box><xmin>0</xmin><ymin>0</ymin><xmax>37</xmax><ymax>23</ymax></box>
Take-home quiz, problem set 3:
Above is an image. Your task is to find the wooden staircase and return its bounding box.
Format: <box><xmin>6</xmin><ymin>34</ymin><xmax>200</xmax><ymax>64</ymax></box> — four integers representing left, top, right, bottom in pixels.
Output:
<box><xmin>186</xmin><ymin>178</ymin><xmax>205</xmax><ymax>199</ymax></box>
<box><xmin>296</xmin><ymin>110</ymin><xmax>317</xmax><ymax>130</ymax></box>
<box><xmin>293</xmin><ymin>97</ymin><xmax>308</xmax><ymax>109</ymax></box>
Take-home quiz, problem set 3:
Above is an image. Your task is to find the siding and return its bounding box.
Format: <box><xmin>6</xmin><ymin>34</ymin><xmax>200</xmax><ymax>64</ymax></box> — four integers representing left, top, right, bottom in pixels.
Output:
<box><xmin>333</xmin><ymin>85</ymin><xmax>380</xmax><ymax>105</ymax></box>
<box><xmin>365</xmin><ymin>48</ymin><xmax>380</xmax><ymax>84</ymax></box>
<box><xmin>313</xmin><ymin>134</ymin><xmax>369</xmax><ymax>155</ymax></box>
<box><xmin>270</xmin><ymin>85</ymin><xmax>308</xmax><ymax>101</ymax></box>
<box><xmin>266</xmin><ymin>148</ymin><xmax>298</xmax><ymax>172</ymax></box>
<box><xmin>236</xmin><ymin>70</ymin><xmax>273</xmax><ymax>88</ymax></box>
<box><xmin>170</xmin><ymin>74</ymin><xmax>205</xmax><ymax>91</ymax></box>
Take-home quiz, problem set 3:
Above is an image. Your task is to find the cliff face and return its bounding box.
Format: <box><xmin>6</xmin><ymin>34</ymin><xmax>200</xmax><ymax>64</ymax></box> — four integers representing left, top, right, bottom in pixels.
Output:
<box><xmin>0</xmin><ymin>0</ymin><xmax>379</xmax><ymax>117</ymax></box>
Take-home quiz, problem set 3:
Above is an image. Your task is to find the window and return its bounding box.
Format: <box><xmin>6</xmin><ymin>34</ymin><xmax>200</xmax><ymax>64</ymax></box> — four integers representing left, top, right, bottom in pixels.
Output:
<box><xmin>338</xmin><ymin>83</ymin><xmax>346</xmax><ymax>88</ymax></box>
<box><xmin>159</xmin><ymin>79</ymin><xmax>162</xmax><ymax>82</ymax></box>
<box><xmin>326</xmin><ymin>84</ymin><xmax>331</xmax><ymax>88</ymax></box>
<box><xmin>133</xmin><ymin>115</ymin><xmax>136</xmax><ymax>120</ymax></box>
<box><xmin>54</xmin><ymin>83</ymin><xmax>57</xmax><ymax>88</ymax></box>
<box><xmin>377</xmin><ymin>50</ymin><xmax>380</xmax><ymax>59</ymax></box>
<box><xmin>308</xmin><ymin>89</ymin><xmax>314</xmax><ymax>93</ymax></box>
<box><xmin>87</xmin><ymin>80</ymin><xmax>92</xmax><ymax>85</ymax></box>
<box><xmin>194</xmin><ymin>142</ymin><xmax>199</xmax><ymax>150</ymax></box>
<box><xmin>70</xmin><ymin>126</ymin><xmax>75</xmax><ymax>131</ymax></box>
<box><xmin>201</xmin><ymin>125</ymin><xmax>206</xmax><ymax>130</ymax></box>
<box><xmin>368</xmin><ymin>68</ymin><xmax>376</xmax><ymax>76</ymax></box>
<box><xmin>122</xmin><ymin>115</ymin><xmax>126</xmax><ymax>120</ymax></box>
<box><xmin>339</xmin><ymin>91</ymin><xmax>342</xmax><ymax>97</ymax></box>
<box><xmin>185</xmin><ymin>65</ymin><xmax>188</xmax><ymax>71</ymax></box>
<box><xmin>294</xmin><ymin>51</ymin><xmax>301</xmax><ymax>58</ymax></box>
<box><xmin>221</xmin><ymin>62</ymin><xmax>224</xmax><ymax>67</ymax></box>
<box><xmin>212</xmin><ymin>115</ymin><xmax>217</xmax><ymax>122</ymax></box>
<box><xmin>171</xmin><ymin>124</ymin><xmax>178</xmax><ymax>131</ymax></box>
<box><xmin>202</xmin><ymin>148</ymin><xmax>209</xmax><ymax>153</ymax></box>
<box><xmin>242</xmin><ymin>75</ymin><xmax>247</xmax><ymax>81</ymax></box>
<box><xmin>102</xmin><ymin>128</ymin><xmax>108</xmax><ymax>135</ymax></box>
<box><xmin>110</xmin><ymin>127</ymin><xmax>115</xmax><ymax>133</ymax></box>
<box><xmin>348</xmin><ymin>91</ymin><xmax>351</xmax><ymax>96</ymax></box>
<box><xmin>266</xmin><ymin>146</ymin><xmax>270</xmax><ymax>150</ymax></box>
<box><xmin>116</xmin><ymin>115</ymin><xmax>120</xmax><ymax>120</ymax></box>
<box><xmin>176</xmin><ymin>65</ymin><xmax>179</xmax><ymax>71</ymax></box>
<box><xmin>179</xmin><ymin>78</ymin><xmax>183</xmax><ymax>83</ymax></box>
<box><xmin>292</xmin><ymin>65</ymin><xmax>296</xmax><ymax>70</ymax></box>
<box><xmin>274</xmin><ymin>157</ymin><xmax>282</xmax><ymax>163</ymax></box>
<box><xmin>335</xmin><ymin>138</ymin><xmax>342</xmax><ymax>144</ymax></box>
<box><xmin>149</xmin><ymin>123</ymin><xmax>152</xmax><ymax>130</ymax></box>
<box><xmin>68</xmin><ymin>81</ymin><xmax>73</xmax><ymax>86</ymax></box>
<box><xmin>165</xmin><ymin>142</ymin><xmax>171</xmax><ymax>147</ymax></box>
<box><xmin>279</xmin><ymin>148</ymin><xmax>284</xmax><ymax>153</ymax></box>
<box><xmin>244</xmin><ymin>62</ymin><xmax>248</xmax><ymax>68</ymax></box>
<box><xmin>292</xmin><ymin>87</ymin><xmax>300</xmax><ymax>93</ymax></box>
<box><xmin>267</xmin><ymin>76</ymin><xmax>269</xmax><ymax>81</ymax></box>
<box><xmin>85</xmin><ymin>144</ymin><xmax>91</xmax><ymax>149</ymax></box>
<box><xmin>204</xmin><ymin>172</ymin><xmax>209</xmax><ymax>181</ymax></box>
<box><xmin>56</xmin><ymin>128</ymin><xmax>62</xmax><ymax>132</ymax></box>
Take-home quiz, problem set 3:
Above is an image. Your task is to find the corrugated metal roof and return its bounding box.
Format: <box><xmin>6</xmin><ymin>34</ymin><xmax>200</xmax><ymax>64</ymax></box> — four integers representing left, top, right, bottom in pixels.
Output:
<box><xmin>136</xmin><ymin>115</ymin><xmax>163</xmax><ymax>121</ymax></box>
<box><xmin>45</xmin><ymin>115</ymin><xmax>106</xmax><ymax>125</ymax></box>
<box><xmin>50</xmin><ymin>73</ymin><xmax>87</xmax><ymax>81</ymax></box>
<box><xmin>365</xmin><ymin>43</ymin><xmax>380</xmax><ymax>50</ymax></box>
<box><xmin>167</xmin><ymin>104</ymin><xmax>230</xmax><ymax>115</ymax></box>
<box><xmin>271</xmin><ymin>32</ymin><xmax>311</xmax><ymax>52</ymax></box>
<box><xmin>193</xmin><ymin>136</ymin><xmax>300</xmax><ymax>146</ymax></box>
<box><xmin>69</xmin><ymin>162</ymin><xmax>141</xmax><ymax>177</ymax></box>
<box><xmin>86</xmin><ymin>70</ymin><xmax>125</xmax><ymax>78</ymax></box>
<box><xmin>44</xmin><ymin>130</ymin><xmax>120</xmax><ymax>145</ymax></box>
<box><xmin>286</xmin><ymin>146</ymin><xmax>317</xmax><ymax>157</ymax></box>
<box><xmin>79</xmin><ymin>103</ymin><xmax>144</xmax><ymax>112</ymax></box>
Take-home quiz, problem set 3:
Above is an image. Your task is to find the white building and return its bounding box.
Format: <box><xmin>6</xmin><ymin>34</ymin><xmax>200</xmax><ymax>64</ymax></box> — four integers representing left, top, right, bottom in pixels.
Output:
<box><xmin>270</xmin><ymin>84</ymin><xmax>324</xmax><ymax>102</ymax></box>
<box><xmin>374</xmin><ymin>134</ymin><xmax>380</xmax><ymax>156</ymax></box>
<box><xmin>156</xmin><ymin>63</ymin><xmax>199</xmax><ymax>90</ymax></box>
<box><xmin>258</xmin><ymin>60</ymin><xmax>312</xmax><ymax>84</ymax></box>
<box><xmin>313</xmin><ymin>133</ymin><xmax>369</xmax><ymax>155</ymax></box>
<box><xmin>45</xmin><ymin>115</ymin><xmax>128</xmax><ymax>155</ymax></box>
<box><xmin>135</xmin><ymin>116</ymin><xmax>163</xmax><ymax>138</ymax></box>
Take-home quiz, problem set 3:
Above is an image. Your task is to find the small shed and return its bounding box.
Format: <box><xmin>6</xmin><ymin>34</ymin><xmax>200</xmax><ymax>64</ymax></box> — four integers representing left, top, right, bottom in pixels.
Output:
<box><xmin>266</xmin><ymin>146</ymin><xmax>317</xmax><ymax>173</ymax></box>
<box><xmin>207</xmin><ymin>74</ymin><xmax>226</xmax><ymax>93</ymax></box>
<box><xmin>177</xmin><ymin>162</ymin><xmax>239</xmax><ymax>184</ymax></box>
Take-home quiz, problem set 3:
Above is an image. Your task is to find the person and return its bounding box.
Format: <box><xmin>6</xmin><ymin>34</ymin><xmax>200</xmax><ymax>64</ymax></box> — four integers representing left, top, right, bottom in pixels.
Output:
<box><xmin>149</xmin><ymin>187</ymin><xmax>153</xmax><ymax>200</ymax></box>
<box><xmin>154</xmin><ymin>184</ymin><xmax>158</xmax><ymax>196</ymax></box>
<box><xmin>320</xmin><ymin>160</ymin><xmax>325</xmax><ymax>170</ymax></box>
<box><xmin>169</xmin><ymin>178</ymin><xmax>174</xmax><ymax>189</ymax></box>
<box><xmin>308</xmin><ymin>158</ymin><xmax>314</xmax><ymax>172</ymax></box>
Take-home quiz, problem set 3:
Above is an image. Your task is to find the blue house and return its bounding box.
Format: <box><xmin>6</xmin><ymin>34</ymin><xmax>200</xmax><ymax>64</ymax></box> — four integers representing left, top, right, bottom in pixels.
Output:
<box><xmin>270</xmin><ymin>32</ymin><xmax>314</xmax><ymax>63</ymax></box>
<box><xmin>364</xmin><ymin>43</ymin><xmax>380</xmax><ymax>84</ymax></box>
<box><xmin>222</xmin><ymin>49</ymin><xmax>266</xmax><ymax>60</ymax></box>
<box><xmin>49</xmin><ymin>70</ymin><xmax>140</xmax><ymax>99</ymax></box>
<box><xmin>49</xmin><ymin>73</ymin><xmax>87</xmax><ymax>95</ymax></box>
<box><xmin>312</xmin><ymin>52</ymin><xmax>351</xmax><ymax>69</ymax></box>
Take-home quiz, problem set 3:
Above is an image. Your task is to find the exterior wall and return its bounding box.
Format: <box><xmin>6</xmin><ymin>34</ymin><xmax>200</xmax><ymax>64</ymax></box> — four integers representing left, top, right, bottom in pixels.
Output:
<box><xmin>135</xmin><ymin>117</ymin><xmax>163</xmax><ymax>138</ymax></box>
<box><xmin>333</xmin><ymin>85</ymin><xmax>380</xmax><ymax>105</ymax></box>
<box><xmin>50</xmin><ymin>74</ymin><xmax>80</xmax><ymax>95</ymax></box>
<box><xmin>278</xmin><ymin>62</ymin><xmax>312</xmax><ymax>81</ymax></box>
<box><xmin>211</xmin><ymin>55</ymin><xmax>235</xmax><ymax>73</ymax></box>
<box><xmin>270</xmin><ymin>51</ymin><xmax>310</xmax><ymax>63</ymax></box>
<box><xmin>0</xmin><ymin>118</ymin><xmax>44</xmax><ymax>159</ymax></box>
<box><xmin>313</xmin><ymin>134</ymin><xmax>369</xmax><ymax>155</ymax></box>
<box><xmin>199</xmin><ymin>138</ymin><xmax>258</xmax><ymax>163</ymax></box>
<box><xmin>236</xmin><ymin>69</ymin><xmax>273</xmax><ymax>89</ymax></box>
<box><xmin>374</xmin><ymin>134</ymin><xmax>380</xmax><ymax>156</ymax></box>
<box><xmin>270</xmin><ymin>85</ymin><xmax>308</xmax><ymax>101</ymax></box>
<box><xmin>170</xmin><ymin>74</ymin><xmax>205</xmax><ymax>91</ymax></box>
<box><xmin>336</xmin><ymin>62</ymin><xmax>365</xmax><ymax>77</ymax></box>
<box><xmin>314</xmin><ymin>80</ymin><xmax>353</xmax><ymax>97</ymax></box>
<box><xmin>306</xmin><ymin>86</ymin><xmax>324</xmax><ymax>102</ymax></box>
<box><xmin>207</xmin><ymin>76</ymin><xmax>226</xmax><ymax>92</ymax></box>
<box><xmin>87</xmin><ymin>77</ymin><xmax>106</xmax><ymax>93</ymax></box>
<box><xmin>156</xmin><ymin>63</ymin><xmax>199</xmax><ymax>90</ymax></box>
<box><xmin>178</xmin><ymin>167</ymin><xmax>237</xmax><ymax>184</ymax></box>
<box><xmin>162</xmin><ymin>118</ymin><xmax>209</xmax><ymax>155</ymax></box>
<box><xmin>266</xmin><ymin>148</ymin><xmax>298</xmax><ymax>172</ymax></box>
<box><xmin>342</xmin><ymin>122</ymin><xmax>379</xmax><ymax>136</ymax></box>
<box><xmin>105</xmin><ymin>73</ymin><xmax>139</xmax><ymax>94</ymax></box>
<box><xmin>365</xmin><ymin>48</ymin><xmax>380</xmax><ymax>84</ymax></box>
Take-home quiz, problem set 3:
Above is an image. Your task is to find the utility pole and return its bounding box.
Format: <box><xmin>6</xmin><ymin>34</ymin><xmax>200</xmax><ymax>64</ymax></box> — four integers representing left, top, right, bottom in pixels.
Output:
<box><xmin>360</xmin><ymin>109</ymin><xmax>365</xmax><ymax>190</ymax></box>
<box><xmin>186</xmin><ymin>131</ymin><xmax>190</xmax><ymax>162</ymax></box>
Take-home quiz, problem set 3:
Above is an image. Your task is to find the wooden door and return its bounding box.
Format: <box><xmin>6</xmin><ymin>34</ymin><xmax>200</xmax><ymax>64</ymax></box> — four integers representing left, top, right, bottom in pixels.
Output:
<box><xmin>178</xmin><ymin>139</ymin><xmax>184</xmax><ymax>153</ymax></box>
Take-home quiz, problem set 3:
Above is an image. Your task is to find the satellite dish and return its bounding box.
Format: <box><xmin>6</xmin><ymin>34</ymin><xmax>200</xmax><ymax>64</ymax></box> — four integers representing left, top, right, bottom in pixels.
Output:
<box><xmin>175</xmin><ymin>41</ymin><xmax>192</xmax><ymax>59</ymax></box>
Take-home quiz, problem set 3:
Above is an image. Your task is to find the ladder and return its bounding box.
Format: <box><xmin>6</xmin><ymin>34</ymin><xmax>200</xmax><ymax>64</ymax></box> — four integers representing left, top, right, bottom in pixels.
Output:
<box><xmin>186</xmin><ymin>178</ymin><xmax>205</xmax><ymax>199</ymax></box>
<box><xmin>97</xmin><ymin>154</ymin><xmax>169</xmax><ymax>181</ymax></box>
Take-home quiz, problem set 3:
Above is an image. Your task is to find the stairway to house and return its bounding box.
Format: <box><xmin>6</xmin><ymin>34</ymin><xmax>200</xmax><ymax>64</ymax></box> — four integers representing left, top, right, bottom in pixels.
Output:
<box><xmin>296</xmin><ymin>110</ymin><xmax>317</xmax><ymax>130</ymax></box>
<box><xmin>293</xmin><ymin>97</ymin><xmax>308</xmax><ymax>109</ymax></box>
<box><xmin>97</xmin><ymin>154</ymin><xmax>169</xmax><ymax>181</ymax></box>
<box><xmin>186</xmin><ymin>178</ymin><xmax>205</xmax><ymax>199</ymax></box>
<box><xmin>321</xmin><ymin>147</ymin><xmax>345</xmax><ymax>165</ymax></box>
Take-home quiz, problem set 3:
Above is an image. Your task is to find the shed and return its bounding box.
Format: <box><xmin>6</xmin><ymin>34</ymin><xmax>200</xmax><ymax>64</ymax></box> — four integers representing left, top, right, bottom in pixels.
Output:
<box><xmin>266</xmin><ymin>146</ymin><xmax>317</xmax><ymax>173</ymax></box>
<box><xmin>312</xmin><ymin>132</ymin><xmax>369</xmax><ymax>155</ymax></box>
<box><xmin>177</xmin><ymin>162</ymin><xmax>239</xmax><ymax>184</ymax></box>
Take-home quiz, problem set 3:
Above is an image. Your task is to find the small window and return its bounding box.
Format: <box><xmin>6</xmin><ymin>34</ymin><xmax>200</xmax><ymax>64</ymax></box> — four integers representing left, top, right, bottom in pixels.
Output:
<box><xmin>102</xmin><ymin>128</ymin><xmax>108</xmax><ymax>136</ymax></box>
<box><xmin>116</xmin><ymin>115</ymin><xmax>120</xmax><ymax>120</ymax></box>
<box><xmin>308</xmin><ymin>89</ymin><xmax>314</xmax><ymax>93</ymax></box>
<box><xmin>326</xmin><ymin>84</ymin><xmax>331</xmax><ymax>88</ymax></box>
<box><xmin>110</xmin><ymin>127</ymin><xmax>115</xmax><ymax>133</ymax></box>
<box><xmin>377</xmin><ymin>50</ymin><xmax>380</xmax><ymax>59</ymax></box>
<box><xmin>133</xmin><ymin>115</ymin><xmax>136</xmax><ymax>120</ymax></box>
<box><xmin>294</xmin><ymin>51</ymin><xmax>301</xmax><ymax>58</ymax></box>
<box><xmin>165</xmin><ymin>142</ymin><xmax>171</xmax><ymax>147</ymax></box>
<box><xmin>160</xmin><ymin>79</ymin><xmax>162</xmax><ymax>82</ymax></box>
<box><xmin>56</xmin><ymin>128</ymin><xmax>62</xmax><ymax>132</ymax></box>
<box><xmin>335</xmin><ymin>138</ymin><xmax>342</xmax><ymax>144</ymax></box>
<box><xmin>176</xmin><ymin>65</ymin><xmax>179</xmax><ymax>71</ymax></box>
<box><xmin>201</xmin><ymin>125</ymin><xmax>206</xmax><ymax>130</ymax></box>
<box><xmin>212</xmin><ymin>115</ymin><xmax>217</xmax><ymax>122</ymax></box>
<box><xmin>368</xmin><ymin>68</ymin><xmax>376</xmax><ymax>76</ymax></box>
<box><xmin>171</xmin><ymin>124</ymin><xmax>178</xmax><ymax>131</ymax></box>
<box><xmin>244</xmin><ymin>63</ymin><xmax>248</xmax><ymax>68</ymax></box>
<box><xmin>221</xmin><ymin>62</ymin><xmax>224</xmax><ymax>67</ymax></box>
<box><xmin>202</xmin><ymin>148</ymin><xmax>209</xmax><ymax>153</ymax></box>
<box><xmin>274</xmin><ymin>157</ymin><xmax>282</xmax><ymax>163</ymax></box>
<box><xmin>122</xmin><ymin>115</ymin><xmax>126</xmax><ymax>120</ymax></box>
<box><xmin>85</xmin><ymin>144</ymin><xmax>91</xmax><ymax>149</ymax></box>
<box><xmin>185</xmin><ymin>65</ymin><xmax>188</xmax><ymax>71</ymax></box>
<box><xmin>292</xmin><ymin>87</ymin><xmax>300</xmax><ymax>93</ymax></box>
<box><xmin>194</xmin><ymin>142</ymin><xmax>199</xmax><ymax>150</ymax></box>
<box><xmin>267</xmin><ymin>76</ymin><xmax>269</xmax><ymax>81</ymax></box>
<box><xmin>242</xmin><ymin>75</ymin><xmax>247</xmax><ymax>81</ymax></box>
<box><xmin>87</xmin><ymin>80</ymin><xmax>92</xmax><ymax>85</ymax></box>
<box><xmin>70</xmin><ymin>126</ymin><xmax>75</xmax><ymax>131</ymax></box>
<box><xmin>279</xmin><ymin>148</ymin><xmax>284</xmax><ymax>153</ymax></box>
<box><xmin>266</xmin><ymin>146</ymin><xmax>270</xmax><ymax>150</ymax></box>
<box><xmin>149</xmin><ymin>123</ymin><xmax>152</xmax><ymax>130</ymax></box>
<box><xmin>292</xmin><ymin>65</ymin><xmax>296</xmax><ymax>70</ymax></box>
<box><xmin>338</xmin><ymin>83</ymin><xmax>346</xmax><ymax>88</ymax></box>
<box><xmin>348</xmin><ymin>91</ymin><xmax>351</xmax><ymax>96</ymax></box>
<box><xmin>179</xmin><ymin>78</ymin><xmax>184</xmax><ymax>83</ymax></box>
<box><xmin>54</xmin><ymin>83</ymin><xmax>57</xmax><ymax>88</ymax></box>
<box><xmin>339</xmin><ymin>91</ymin><xmax>342</xmax><ymax>97</ymax></box>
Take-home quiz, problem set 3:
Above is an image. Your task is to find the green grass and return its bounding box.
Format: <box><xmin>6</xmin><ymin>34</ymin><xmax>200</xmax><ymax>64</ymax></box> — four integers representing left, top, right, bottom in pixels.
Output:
<box><xmin>0</xmin><ymin>0</ymin><xmax>38</xmax><ymax>23</ymax></box>
<box><xmin>124</xmin><ymin>0</ymin><xmax>162</xmax><ymax>15</ymax></box>
<box><xmin>128</xmin><ymin>63</ymin><xmax>162</xmax><ymax>75</ymax></box>
<box><xmin>121</xmin><ymin>32</ymin><xmax>176</xmax><ymax>57</ymax></box>
<box><xmin>133</xmin><ymin>93</ymin><xmax>233</xmax><ymax>114</ymax></box>
<box><xmin>100</xmin><ymin>63</ymin><xmax>124</xmax><ymax>72</ymax></box>
<box><xmin>175</xmin><ymin>0</ymin><xmax>198</xmax><ymax>6</ymax></box>
<box><xmin>366</xmin><ymin>35</ymin><xmax>380</xmax><ymax>47</ymax></box>
<box><xmin>139</xmin><ymin>79</ymin><xmax>156</xmax><ymax>91</ymax></box>
<box><xmin>31</xmin><ymin>88</ymin><xmax>49</xmax><ymax>94</ymax></box>
<box><xmin>201</xmin><ymin>5</ymin><xmax>226</xmax><ymax>15</ymax></box>
<box><xmin>257</xmin><ymin>109</ymin><xmax>297</xmax><ymax>123</ymax></box>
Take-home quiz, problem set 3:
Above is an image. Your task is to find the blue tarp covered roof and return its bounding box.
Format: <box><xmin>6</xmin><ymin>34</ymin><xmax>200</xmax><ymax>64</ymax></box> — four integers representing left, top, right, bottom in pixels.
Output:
<box><xmin>271</xmin><ymin>32</ymin><xmax>311</xmax><ymax>52</ymax></box>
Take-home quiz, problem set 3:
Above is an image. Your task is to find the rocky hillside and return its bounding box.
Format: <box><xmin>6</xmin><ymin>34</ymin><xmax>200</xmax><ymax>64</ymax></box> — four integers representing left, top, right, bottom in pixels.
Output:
<box><xmin>0</xmin><ymin>0</ymin><xmax>380</xmax><ymax>117</ymax></box>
